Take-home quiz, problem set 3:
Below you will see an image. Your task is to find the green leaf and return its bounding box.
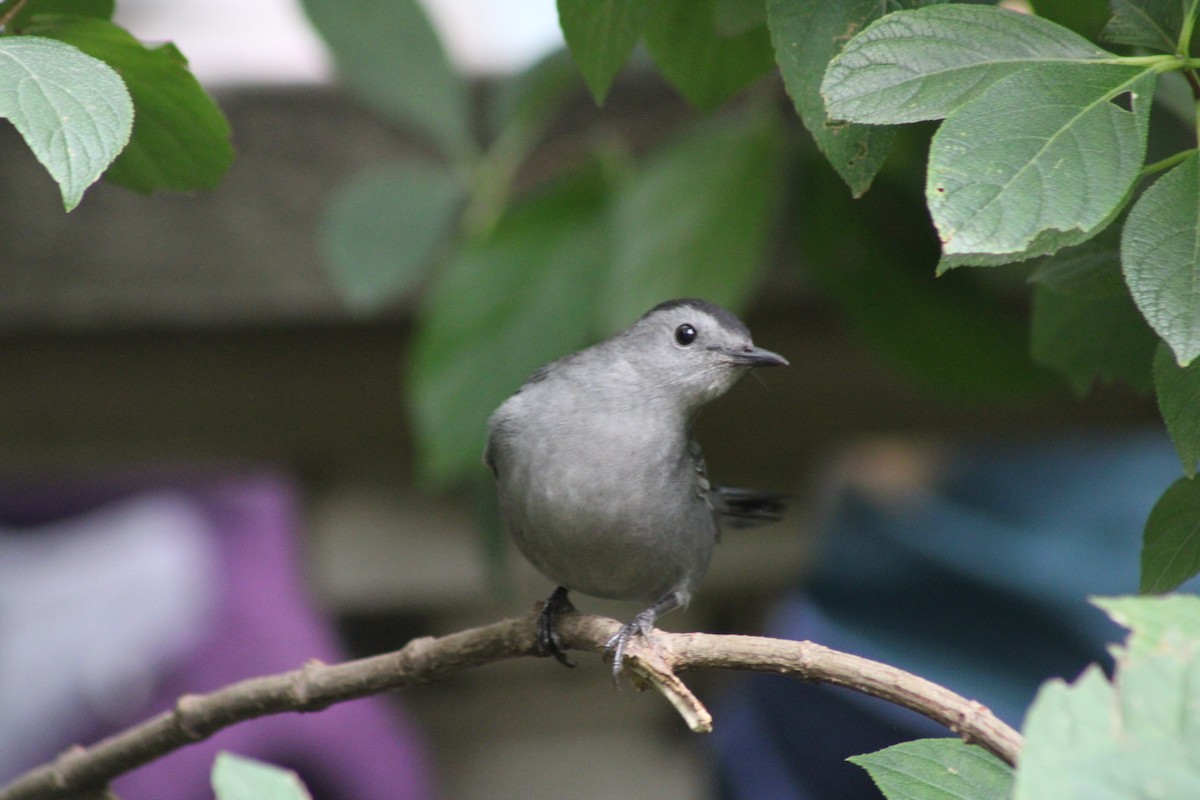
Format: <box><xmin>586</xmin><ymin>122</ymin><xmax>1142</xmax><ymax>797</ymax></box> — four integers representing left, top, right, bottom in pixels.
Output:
<box><xmin>321</xmin><ymin>161</ymin><xmax>464</xmax><ymax>312</ymax></box>
<box><xmin>643</xmin><ymin>0</ymin><xmax>775</xmax><ymax>111</ymax></box>
<box><xmin>822</xmin><ymin>5</ymin><xmax>1111</xmax><ymax>126</ymax></box>
<box><xmin>768</xmin><ymin>0</ymin><xmax>895</xmax><ymax>197</ymax></box>
<box><xmin>1015</xmin><ymin>601</ymin><xmax>1200</xmax><ymax>800</ymax></box>
<box><xmin>1157</xmin><ymin>339</ymin><xmax>1200</xmax><ymax>475</ymax></box>
<box><xmin>602</xmin><ymin>112</ymin><xmax>782</xmax><ymax>331</ymax></box>
<box><xmin>488</xmin><ymin>49</ymin><xmax>583</xmax><ymax>137</ymax></box>
<box><xmin>1139</xmin><ymin>476</ymin><xmax>1200</xmax><ymax>592</ymax></box>
<box><xmin>0</xmin><ymin>36</ymin><xmax>131</xmax><ymax>210</ymax></box>
<box><xmin>212</xmin><ymin>753</ymin><xmax>312</xmax><ymax>800</ymax></box>
<box><xmin>1029</xmin><ymin>234</ymin><xmax>1156</xmax><ymax>393</ymax></box>
<box><xmin>1123</xmin><ymin>152</ymin><xmax>1200</xmax><ymax>366</ymax></box>
<box><xmin>929</xmin><ymin>63</ymin><xmax>1154</xmax><ymax>267</ymax></box>
<box><xmin>1102</xmin><ymin>0</ymin><xmax>1190</xmax><ymax>52</ymax></box>
<box><xmin>29</xmin><ymin>18</ymin><xmax>233</xmax><ymax>193</ymax></box>
<box><xmin>300</xmin><ymin>0</ymin><xmax>472</xmax><ymax>159</ymax></box>
<box><xmin>800</xmin><ymin>156</ymin><xmax>1054</xmax><ymax>400</ymax></box>
<box><xmin>409</xmin><ymin>168</ymin><xmax>610</xmax><ymax>485</ymax></box>
<box><xmin>1094</xmin><ymin>595</ymin><xmax>1200</xmax><ymax>654</ymax></box>
<box><xmin>849</xmin><ymin>739</ymin><xmax>1013</xmax><ymax>800</ymax></box>
<box><xmin>714</xmin><ymin>0</ymin><xmax>767</xmax><ymax>36</ymax></box>
<box><xmin>556</xmin><ymin>0</ymin><xmax>651</xmax><ymax>105</ymax></box>
<box><xmin>1029</xmin><ymin>0</ymin><xmax>1111</xmax><ymax>42</ymax></box>
<box><xmin>7</xmin><ymin>0</ymin><xmax>113</xmax><ymax>28</ymax></box>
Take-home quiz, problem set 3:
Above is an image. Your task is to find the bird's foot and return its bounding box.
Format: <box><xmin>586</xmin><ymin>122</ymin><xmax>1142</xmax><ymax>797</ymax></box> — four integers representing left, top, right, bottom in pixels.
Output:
<box><xmin>535</xmin><ymin>586</ymin><xmax>576</xmax><ymax>668</ymax></box>
<box><xmin>604</xmin><ymin>609</ymin><xmax>657</xmax><ymax>683</ymax></box>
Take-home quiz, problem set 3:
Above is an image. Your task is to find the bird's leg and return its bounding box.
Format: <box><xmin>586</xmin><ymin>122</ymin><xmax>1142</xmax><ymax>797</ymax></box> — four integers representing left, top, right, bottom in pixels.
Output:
<box><xmin>535</xmin><ymin>586</ymin><xmax>576</xmax><ymax>667</ymax></box>
<box><xmin>605</xmin><ymin>591</ymin><xmax>684</xmax><ymax>682</ymax></box>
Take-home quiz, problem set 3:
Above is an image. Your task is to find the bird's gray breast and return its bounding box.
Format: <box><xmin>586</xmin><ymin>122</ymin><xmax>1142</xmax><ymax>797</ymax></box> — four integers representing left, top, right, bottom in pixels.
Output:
<box><xmin>488</xmin><ymin>392</ymin><xmax>717</xmax><ymax>603</ymax></box>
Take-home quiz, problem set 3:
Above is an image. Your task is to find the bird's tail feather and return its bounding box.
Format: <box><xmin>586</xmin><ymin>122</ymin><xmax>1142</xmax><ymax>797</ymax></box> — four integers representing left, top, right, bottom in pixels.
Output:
<box><xmin>712</xmin><ymin>485</ymin><xmax>786</xmax><ymax>528</ymax></box>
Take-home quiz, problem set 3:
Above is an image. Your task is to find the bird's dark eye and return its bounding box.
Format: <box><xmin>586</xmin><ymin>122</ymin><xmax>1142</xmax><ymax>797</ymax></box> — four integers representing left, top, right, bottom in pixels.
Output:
<box><xmin>675</xmin><ymin>323</ymin><xmax>697</xmax><ymax>346</ymax></box>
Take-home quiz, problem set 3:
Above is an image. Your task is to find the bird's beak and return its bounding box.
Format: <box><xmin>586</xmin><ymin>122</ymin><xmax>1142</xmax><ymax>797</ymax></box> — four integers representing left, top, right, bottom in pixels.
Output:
<box><xmin>730</xmin><ymin>345</ymin><xmax>789</xmax><ymax>368</ymax></box>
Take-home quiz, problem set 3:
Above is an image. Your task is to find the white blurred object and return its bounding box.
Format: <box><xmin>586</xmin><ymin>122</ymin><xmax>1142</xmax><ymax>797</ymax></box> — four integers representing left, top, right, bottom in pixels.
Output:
<box><xmin>418</xmin><ymin>0</ymin><xmax>563</xmax><ymax>74</ymax></box>
<box><xmin>115</xmin><ymin>0</ymin><xmax>562</xmax><ymax>85</ymax></box>
<box><xmin>0</xmin><ymin>492</ymin><xmax>219</xmax><ymax>780</ymax></box>
<box><xmin>115</xmin><ymin>0</ymin><xmax>334</xmax><ymax>84</ymax></box>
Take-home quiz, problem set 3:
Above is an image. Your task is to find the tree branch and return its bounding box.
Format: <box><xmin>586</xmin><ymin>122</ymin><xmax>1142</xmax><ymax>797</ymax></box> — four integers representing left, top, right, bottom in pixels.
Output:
<box><xmin>0</xmin><ymin>611</ymin><xmax>1022</xmax><ymax>800</ymax></box>
<box><xmin>0</xmin><ymin>0</ymin><xmax>30</xmax><ymax>30</ymax></box>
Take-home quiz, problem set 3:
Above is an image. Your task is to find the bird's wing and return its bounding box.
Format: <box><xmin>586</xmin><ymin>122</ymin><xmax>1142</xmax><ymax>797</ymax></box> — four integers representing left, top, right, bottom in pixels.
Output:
<box><xmin>688</xmin><ymin>437</ymin><xmax>713</xmax><ymax>501</ymax></box>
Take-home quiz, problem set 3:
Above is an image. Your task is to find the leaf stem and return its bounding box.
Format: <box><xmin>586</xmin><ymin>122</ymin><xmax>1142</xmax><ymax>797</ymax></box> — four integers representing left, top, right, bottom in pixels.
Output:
<box><xmin>459</xmin><ymin>72</ymin><xmax>580</xmax><ymax>239</ymax></box>
<box><xmin>1114</xmin><ymin>48</ymin><xmax>1200</xmax><ymax>98</ymax></box>
<box><xmin>1179</xmin><ymin>1</ymin><xmax>1199</xmax><ymax>58</ymax></box>
<box><xmin>459</xmin><ymin>119</ymin><xmax>536</xmax><ymax>239</ymax></box>
<box><xmin>1105</xmin><ymin>55</ymin><xmax>1200</xmax><ymax>100</ymax></box>
<box><xmin>1108</xmin><ymin>54</ymin><xmax>1182</xmax><ymax>68</ymax></box>
<box><xmin>1141</xmin><ymin>149</ymin><xmax>1197</xmax><ymax>179</ymax></box>
<box><xmin>1196</xmin><ymin>97</ymin><xmax>1200</xmax><ymax>151</ymax></box>
<box><xmin>1184</xmin><ymin>68</ymin><xmax>1200</xmax><ymax>100</ymax></box>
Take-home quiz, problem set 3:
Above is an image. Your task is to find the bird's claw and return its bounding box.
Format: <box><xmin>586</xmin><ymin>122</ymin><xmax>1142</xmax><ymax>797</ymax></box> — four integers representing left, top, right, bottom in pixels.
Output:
<box><xmin>535</xmin><ymin>587</ymin><xmax>576</xmax><ymax>667</ymax></box>
<box><xmin>604</xmin><ymin>614</ymin><xmax>655</xmax><ymax>684</ymax></box>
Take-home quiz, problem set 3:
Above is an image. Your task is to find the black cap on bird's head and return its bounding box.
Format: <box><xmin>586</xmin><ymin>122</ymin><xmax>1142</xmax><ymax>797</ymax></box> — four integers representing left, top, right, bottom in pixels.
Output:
<box><xmin>643</xmin><ymin>298</ymin><xmax>752</xmax><ymax>338</ymax></box>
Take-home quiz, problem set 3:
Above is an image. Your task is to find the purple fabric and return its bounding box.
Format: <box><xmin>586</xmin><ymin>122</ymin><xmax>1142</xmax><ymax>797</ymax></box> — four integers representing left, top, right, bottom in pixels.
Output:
<box><xmin>2</xmin><ymin>473</ymin><xmax>435</xmax><ymax>800</ymax></box>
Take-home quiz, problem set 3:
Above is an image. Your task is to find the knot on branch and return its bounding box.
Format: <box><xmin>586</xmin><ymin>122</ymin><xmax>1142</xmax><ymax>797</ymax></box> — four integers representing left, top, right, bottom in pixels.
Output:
<box><xmin>290</xmin><ymin>659</ymin><xmax>333</xmax><ymax>712</ymax></box>
<box><xmin>173</xmin><ymin>694</ymin><xmax>207</xmax><ymax>741</ymax></box>
<box><xmin>49</xmin><ymin>747</ymin><xmax>86</xmax><ymax>790</ymax></box>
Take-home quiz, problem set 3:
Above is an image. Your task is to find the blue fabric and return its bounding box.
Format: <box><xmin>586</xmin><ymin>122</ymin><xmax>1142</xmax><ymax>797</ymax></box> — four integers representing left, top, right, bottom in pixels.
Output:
<box><xmin>713</xmin><ymin>431</ymin><xmax>1195</xmax><ymax>799</ymax></box>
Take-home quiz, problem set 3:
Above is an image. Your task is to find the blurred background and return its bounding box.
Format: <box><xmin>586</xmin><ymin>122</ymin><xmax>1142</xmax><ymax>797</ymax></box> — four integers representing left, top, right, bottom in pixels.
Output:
<box><xmin>0</xmin><ymin>1</ymin><xmax>1183</xmax><ymax>799</ymax></box>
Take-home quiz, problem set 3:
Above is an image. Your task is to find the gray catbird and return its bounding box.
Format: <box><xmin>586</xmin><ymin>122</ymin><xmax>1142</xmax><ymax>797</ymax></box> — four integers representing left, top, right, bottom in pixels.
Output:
<box><xmin>485</xmin><ymin>298</ymin><xmax>788</xmax><ymax>677</ymax></box>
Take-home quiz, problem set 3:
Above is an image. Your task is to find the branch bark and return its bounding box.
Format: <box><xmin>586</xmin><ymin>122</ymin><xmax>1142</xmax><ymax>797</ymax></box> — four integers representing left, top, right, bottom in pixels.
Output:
<box><xmin>0</xmin><ymin>611</ymin><xmax>1023</xmax><ymax>800</ymax></box>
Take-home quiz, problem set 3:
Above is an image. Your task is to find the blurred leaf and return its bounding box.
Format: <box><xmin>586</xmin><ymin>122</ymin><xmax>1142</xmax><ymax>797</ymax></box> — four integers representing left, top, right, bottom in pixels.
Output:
<box><xmin>849</xmin><ymin>739</ymin><xmax>1012</xmax><ymax>800</ymax></box>
<box><xmin>801</xmin><ymin>156</ymin><xmax>1053</xmax><ymax>400</ymax></box>
<box><xmin>212</xmin><ymin>753</ymin><xmax>312</xmax><ymax>800</ymax></box>
<box><xmin>301</xmin><ymin>0</ymin><xmax>472</xmax><ymax>159</ymax></box>
<box><xmin>1140</xmin><ymin>476</ymin><xmax>1200</xmax><ymax>592</ymax></box>
<box><xmin>31</xmin><ymin>18</ymin><xmax>233</xmax><ymax>193</ymax></box>
<box><xmin>1015</xmin><ymin>597</ymin><xmax>1200</xmax><ymax>798</ymax></box>
<box><xmin>0</xmin><ymin>36</ymin><xmax>131</xmax><ymax>210</ymax></box>
<box><xmin>1123</xmin><ymin>153</ymin><xmax>1200</xmax><ymax>366</ymax></box>
<box><xmin>556</xmin><ymin>0</ymin><xmax>651</xmax><ymax>104</ymax></box>
<box><xmin>473</xmin><ymin>51</ymin><xmax>586</xmax><ymax>237</ymax></box>
<box><xmin>1102</xmin><ymin>0</ymin><xmax>1189</xmax><ymax>51</ymax></box>
<box><xmin>768</xmin><ymin>0</ymin><xmax>894</xmax><ymax>197</ymax></box>
<box><xmin>643</xmin><ymin>0</ymin><xmax>775</xmax><ymax>110</ymax></box>
<box><xmin>410</xmin><ymin>168</ymin><xmax>610</xmax><ymax>485</ymax></box>
<box><xmin>1029</xmin><ymin>0</ymin><xmax>1110</xmax><ymax>42</ymax></box>
<box><xmin>321</xmin><ymin>161</ymin><xmax>464</xmax><ymax>312</ymax></box>
<box><xmin>823</xmin><ymin>5</ymin><xmax>1110</xmax><ymax>126</ymax></box>
<box><xmin>714</xmin><ymin>0</ymin><xmax>767</xmax><ymax>35</ymax></box>
<box><xmin>1095</xmin><ymin>595</ymin><xmax>1200</xmax><ymax>652</ymax></box>
<box><xmin>490</xmin><ymin>48</ymin><xmax>586</xmax><ymax>134</ymax></box>
<box><xmin>602</xmin><ymin>111</ymin><xmax>783</xmax><ymax>331</ymax></box>
<box><xmin>6</xmin><ymin>0</ymin><xmax>113</xmax><ymax>28</ymax></box>
<box><xmin>1156</xmin><ymin>340</ymin><xmax>1200</xmax><ymax>477</ymax></box>
<box><xmin>930</xmin><ymin>64</ymin><xmax>1153</xmax><ymax>268</ymax></box>
<box><xmin>1029</xmin><ymin>234</ymin><xmax>1156</xmax><ymax>393</ymax></box>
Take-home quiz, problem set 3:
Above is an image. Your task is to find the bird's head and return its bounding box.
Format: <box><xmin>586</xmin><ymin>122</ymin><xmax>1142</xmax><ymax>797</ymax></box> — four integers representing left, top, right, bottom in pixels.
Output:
<box><xmin>620</xmin><ymin>298</ymin><xmax>788</xmax><ymax>409</ymax></box>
